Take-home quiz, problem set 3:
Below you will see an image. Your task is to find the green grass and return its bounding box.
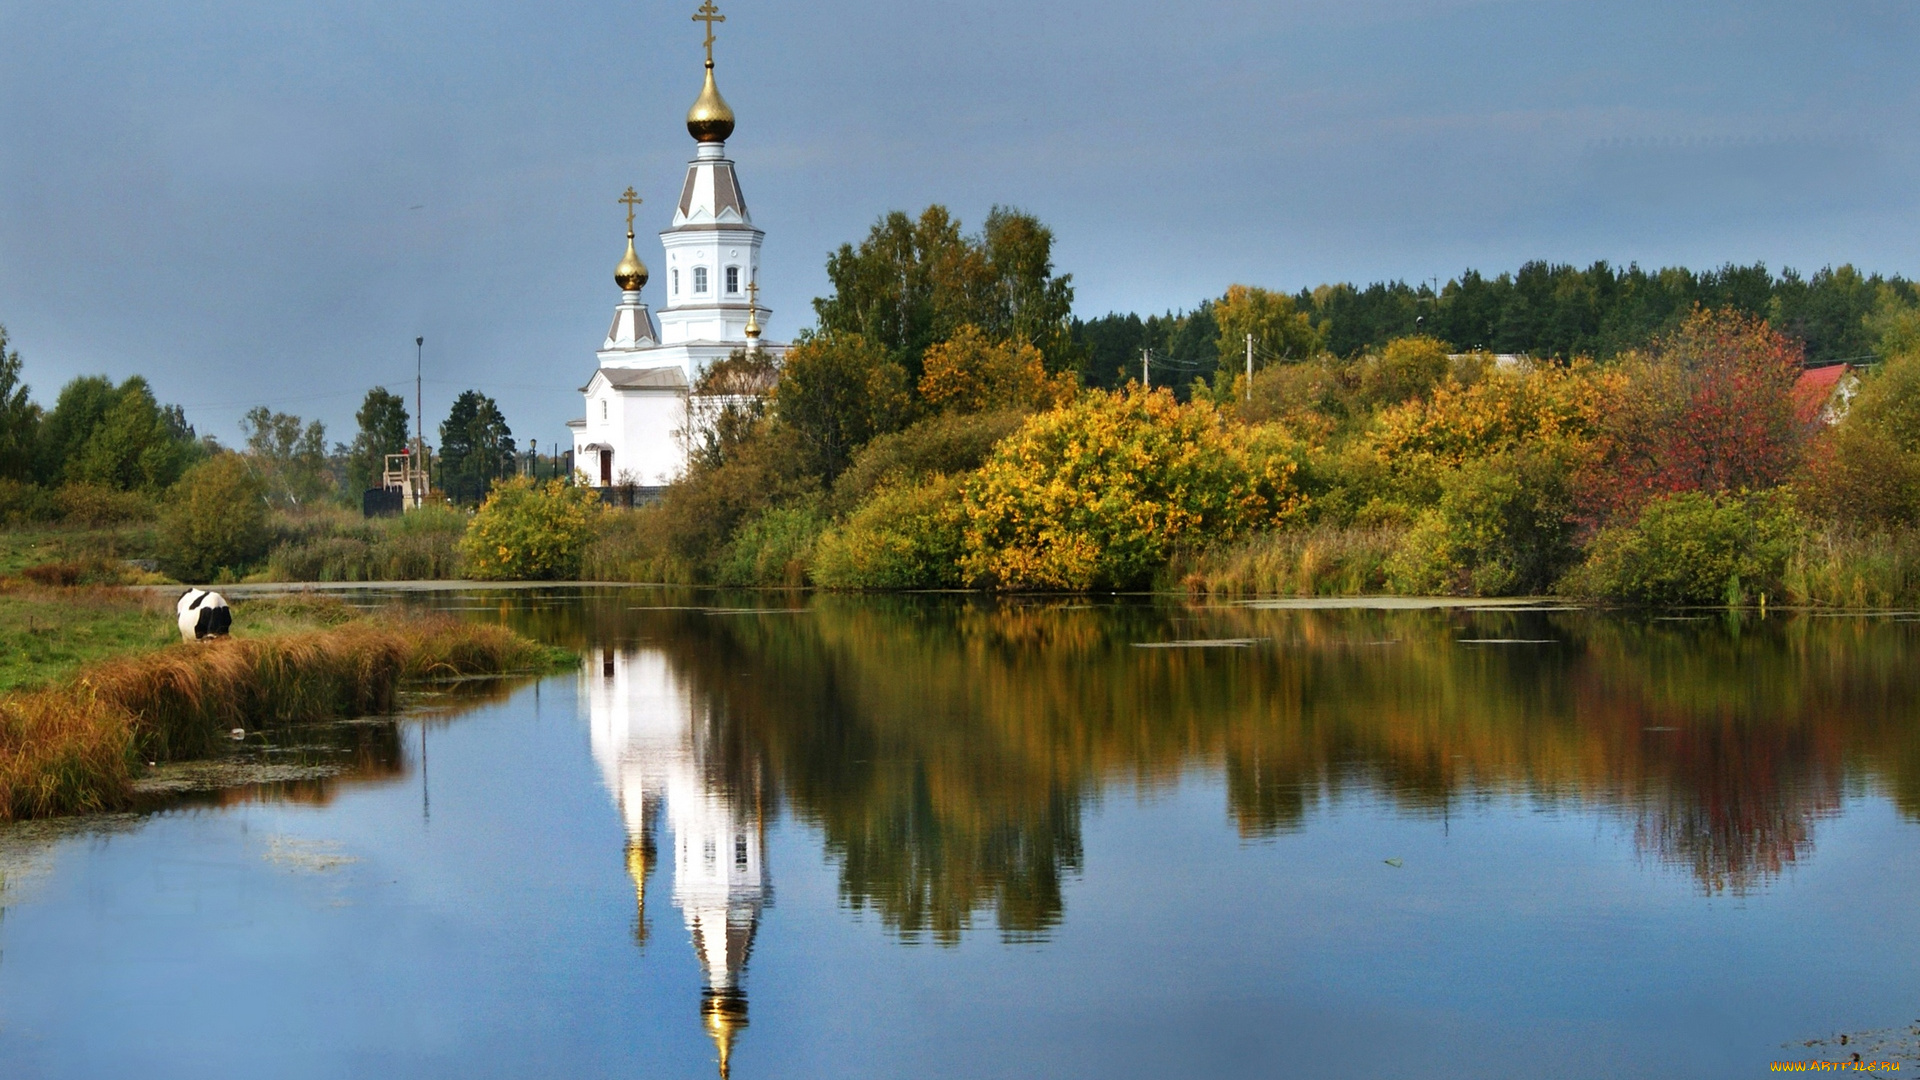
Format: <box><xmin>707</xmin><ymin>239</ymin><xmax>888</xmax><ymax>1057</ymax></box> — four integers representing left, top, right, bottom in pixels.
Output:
<box><xmin>0</xmin><ymin>592</ymin><xmax>572</xmax><ymax>820</ymax></box>
<box><xmin>0</xmin><ymin>525</ymin><xmax>161</xmax><ymax>579</ymax></box>
<box><xmin>0</xmin><ymin>585</ymin><xmax>361</xmax><ymax>694</ymax></box>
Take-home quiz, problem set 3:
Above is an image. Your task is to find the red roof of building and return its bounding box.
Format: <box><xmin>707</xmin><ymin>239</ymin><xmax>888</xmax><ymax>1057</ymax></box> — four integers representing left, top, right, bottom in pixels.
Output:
<box><xmin>1792</xmin><ymin>365</ymin><xmax>1849</xmax><ymax>425</ymax></box>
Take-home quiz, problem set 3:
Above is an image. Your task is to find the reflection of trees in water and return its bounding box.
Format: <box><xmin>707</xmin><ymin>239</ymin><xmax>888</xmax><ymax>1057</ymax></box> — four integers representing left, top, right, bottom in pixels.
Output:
<box><xmin>524</xmin><ymin>591</ymin><xmax>1920</xmax><ymax>932</ymax></box>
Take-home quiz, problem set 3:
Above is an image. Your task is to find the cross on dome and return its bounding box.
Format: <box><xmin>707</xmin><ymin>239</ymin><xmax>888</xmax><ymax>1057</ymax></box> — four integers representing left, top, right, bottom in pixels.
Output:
<box><xmin>692</xmin><ymin>1</ymin><xmax>725</xmax><ymax>65</ymax></box>
<box><xmin>620</xmin><ymin>186</ymin><xmax>643</xmax><ymax>234</ymax></box>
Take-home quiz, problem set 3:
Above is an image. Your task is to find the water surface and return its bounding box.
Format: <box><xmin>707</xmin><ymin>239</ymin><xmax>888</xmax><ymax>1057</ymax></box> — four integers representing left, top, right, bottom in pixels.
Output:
<box><xmin>4</xmin><ymin>590</ymin><xmax>1919</xmax><ymax>1078</ymax></box>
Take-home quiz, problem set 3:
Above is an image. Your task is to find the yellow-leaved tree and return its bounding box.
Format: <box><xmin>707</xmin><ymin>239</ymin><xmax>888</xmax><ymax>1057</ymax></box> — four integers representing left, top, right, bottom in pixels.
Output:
<box><xmin>1212</xmin><ymin>285</ymin><xmax>1324</xmax><ymax>391</ymax></box>
<box><xmin>461</xmin><ymin>477</ymin><xmax>603</xmax><ymax>581</ymax></box>
<box><xmin>918</xmin><ymin>325</ymin><xmax>1076</xmax><ymax>415</ymax></box>
<box><xmin>961</xmin><ymin>386</ymin><xmax>1304</xmax><ymax>590</ymax></box>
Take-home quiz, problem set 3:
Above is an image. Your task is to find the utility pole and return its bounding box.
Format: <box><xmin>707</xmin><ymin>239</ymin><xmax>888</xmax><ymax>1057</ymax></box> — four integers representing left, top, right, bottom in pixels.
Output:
<box><xmin>1141</xmin><ymin>347</ymin><xmax>1150</xmax><ymax>390</ymax></box>
<box><xmin>415</xmin><ymin>336</ymin><xmax>425</xmax><ymax>509</ymax></box>
<box><xmin>1246</xmin><ymin>333</ymin><xmax>1254</xmax><ymax>401</ymax></box>
<box><xmin>414</xmin><ymin>337</ymin><xmax>425</xmax><ymax>455</ymax></box>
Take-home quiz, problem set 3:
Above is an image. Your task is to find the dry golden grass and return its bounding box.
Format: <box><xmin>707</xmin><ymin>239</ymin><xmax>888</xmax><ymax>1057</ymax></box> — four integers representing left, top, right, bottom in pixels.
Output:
<box><xmin>0</xmin><ymin>615</ymin><xmax>561</xmax><ymax>821</ymax></box>
<box><xmin>1169</xmin><ymin>525</ymin><xmax>1406</xmax><ymax>598</ymax></box>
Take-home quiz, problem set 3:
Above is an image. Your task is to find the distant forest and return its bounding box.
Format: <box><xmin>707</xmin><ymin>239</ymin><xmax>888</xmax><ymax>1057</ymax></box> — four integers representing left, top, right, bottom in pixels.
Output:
<box><xmin>1074</xmin><ymin>262</ymin><xmax>1920</xmax><ymax>391</ymax></box>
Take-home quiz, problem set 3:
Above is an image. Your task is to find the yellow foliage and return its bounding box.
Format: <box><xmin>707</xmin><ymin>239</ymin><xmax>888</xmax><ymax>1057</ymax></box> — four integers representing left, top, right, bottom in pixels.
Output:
<box><xmin>1368</xmin><ymin>361</ymin><xmax>1620</xmax><ymax>500</ymax></box>
<box><xmin>919</xmin><ymin>325</ymin><xmax>1076</xmax><ymax>414</ymax></box>
<box><xmin>961</xmin><ymin>387</ymin><xmax>1304</xmax><ymax>590</ymax></box>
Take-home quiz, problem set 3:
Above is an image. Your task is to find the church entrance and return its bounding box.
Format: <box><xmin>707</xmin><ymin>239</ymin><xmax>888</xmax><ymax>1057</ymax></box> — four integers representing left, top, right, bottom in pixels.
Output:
<box><xmin>599</xmin><ymin>448</ymin><xmax>613</xmax><ymax>486</ymax></box>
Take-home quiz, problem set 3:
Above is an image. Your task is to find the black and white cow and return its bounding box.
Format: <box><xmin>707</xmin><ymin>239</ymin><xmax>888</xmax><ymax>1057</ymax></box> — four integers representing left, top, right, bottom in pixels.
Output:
<box><xmin>176</xmin><ymin>589</ymin><xmax>233</xmax><ymax>641</ymax></box>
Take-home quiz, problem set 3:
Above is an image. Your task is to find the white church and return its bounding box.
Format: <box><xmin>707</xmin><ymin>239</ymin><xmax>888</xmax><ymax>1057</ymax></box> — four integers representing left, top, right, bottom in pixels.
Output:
<box><xmin>569</xmin><ymin>2</ymin><xmax>784</xmax><ymax>490</ymax></box>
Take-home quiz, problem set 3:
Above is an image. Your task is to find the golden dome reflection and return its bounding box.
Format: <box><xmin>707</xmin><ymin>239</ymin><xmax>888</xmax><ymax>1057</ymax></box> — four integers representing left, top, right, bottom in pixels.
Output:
<box><xmin>687</xmin><ymin>61</ymin><xmax>735</xmax><ymax>143</ymax></box>
<box><xmin>615</xmin><ymin>231</ymin><xmax>649</xmax><ymax>292</ymax></box>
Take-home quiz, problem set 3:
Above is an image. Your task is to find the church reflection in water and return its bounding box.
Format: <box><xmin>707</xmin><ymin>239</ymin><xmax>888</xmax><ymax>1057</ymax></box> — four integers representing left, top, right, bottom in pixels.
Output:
<box><xmin>586</xmin><ymin>646</ymin><xmax>769</xmax><ymax>1079</ymax></box>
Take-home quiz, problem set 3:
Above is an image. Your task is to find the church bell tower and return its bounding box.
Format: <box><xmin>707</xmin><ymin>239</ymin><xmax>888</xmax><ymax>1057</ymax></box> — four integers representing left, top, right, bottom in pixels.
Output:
<box><xmin>656</xmin><ymin>0</ymin><xmax>769</xmax><ymax>349</ymax></box>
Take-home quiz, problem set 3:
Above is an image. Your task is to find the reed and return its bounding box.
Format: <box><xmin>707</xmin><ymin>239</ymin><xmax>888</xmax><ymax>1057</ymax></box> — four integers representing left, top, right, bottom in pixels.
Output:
<box><xmin>0</xmin><ymin>615</ymin><xmax>563</xmax><ymax>821</ymax></box>
<box><xmin>1782</xmin><ymin>526</ymin><xmax>1920</xmax><ymax>609</ymax></box>
<box><xmin>1169</xmin><ymin>525</ymin><xmax>1406</xmax><ymax>598</ymax></box>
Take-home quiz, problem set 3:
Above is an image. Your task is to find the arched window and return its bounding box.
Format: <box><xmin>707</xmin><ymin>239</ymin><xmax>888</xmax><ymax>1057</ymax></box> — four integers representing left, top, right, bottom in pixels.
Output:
<box><xmin>671</xmin><ymin>268</ymin><xmax>679</xmax><ymax>295</ymax></box>
<box><xmin>725</xmin><ymin>266</ymin><xmax>740</xmax><ymax>294</ymax></box>
<box><xmin>693</xmin><ymin>266</ymin><xmax>709</xmax><ymax>294</ymax></box>
<box><xmin>601</xmin><ymin>399</ymin><xmax>608</xmax><ymax>421</ymax></box>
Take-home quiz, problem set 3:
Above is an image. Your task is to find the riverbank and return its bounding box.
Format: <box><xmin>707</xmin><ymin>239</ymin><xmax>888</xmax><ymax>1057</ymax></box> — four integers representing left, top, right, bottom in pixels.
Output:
<box><xmin>0</xmin><ymin>588</ymin><xmax>570</xmax><ymax>821</ymax></box>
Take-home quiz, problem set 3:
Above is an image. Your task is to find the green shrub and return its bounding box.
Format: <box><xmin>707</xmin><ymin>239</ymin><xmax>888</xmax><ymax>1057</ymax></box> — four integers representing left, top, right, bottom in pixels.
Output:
<box><xmin>1560</xmin><ymin>489</ymin><xmax>1802</xmax><ymax>606</ymax></box>
<box><xmin>264</xmin><ymin>503</ymin><xmax>467</xmax><ymax>582</ymax></box>
<box><xmin>1801</xmin><ymin>351</ymin><xmax>1920</xmax><ymax>526</ymax></box>
<box><xmin>715</xmin><ymin>503</ymin><xmax>827</xmax><ymax>587</ymax></box>
<box><xmin>0</xmin><ymin>478</ymin><xmax>56</xmax><ymax>526</ymax></box>
<box><xmin>1782</xmin><ymin>526</ymin><xmax>1920</xmax><ymax>609</ymax></box>
<box><xmin>460</xmin><ymin>477</ymin><xmax>602</xmax><ymax>581</ymax></box>
<box><xmin>157</xmin><ymin>455</ymin><xmax>272</xmax><ymax>583</ymax></box>
<box><xmin>815</xmin><ymin>476</ymin><xmax>968</xmax><ymax>589</ymax></box>
<box><xmin>581</xmin><ymin>507</ymin><xmax>696</xmax><ymax>584</ymax></box>
<box><xmin>54</xmin><ymin>483</ymin><xmax>157</xmax><ymax>527</ymax></box>
<box><xmin>962</xmin><ymin>387</ymin><xmax>1303</xmax><ymax>590</ymax></box>
<box><xmin>829</xmin><ymin>409</ymin><xmax>1023</xmax><ymax>515</ymax></box>
<box><xmin>1384</xmin><ymin>449</ymin><xmax>1579</xmax><ymax>596</ymax></box>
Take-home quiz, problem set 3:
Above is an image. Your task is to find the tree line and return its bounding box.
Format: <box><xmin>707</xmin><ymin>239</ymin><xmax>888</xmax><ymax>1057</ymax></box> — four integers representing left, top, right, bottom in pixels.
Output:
<box><xmin>1074</xmin><ymin>261</ymin><xmax>1920</xmax><ymax>394</ymax></box>
<box><xmin>0</xmin><ymin>323</ymin><xmax>532</xmax><ymax>513</ymax></box>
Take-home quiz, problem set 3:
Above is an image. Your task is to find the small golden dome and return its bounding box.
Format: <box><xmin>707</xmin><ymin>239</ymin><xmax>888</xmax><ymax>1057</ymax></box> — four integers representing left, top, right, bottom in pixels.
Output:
<box><xmin>615</xmin><ymin>231</ymin><xmax>649</xmax><ymax>291</ymax></box>
<box><xmin>687</xmin><ymin>61</ymin><xmax>735</xmax><ymax>143</ymax></box>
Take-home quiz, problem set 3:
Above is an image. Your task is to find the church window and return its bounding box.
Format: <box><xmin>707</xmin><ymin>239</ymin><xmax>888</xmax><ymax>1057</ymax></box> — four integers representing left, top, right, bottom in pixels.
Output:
<box><xmin>693</xmin><ymin>266</ymin><xmax>709</xmax><ymax>294</ymax></box>
<box><xmin>725</xmin><ymin>266</ymin><xmax>740</xmax><ymax>294</ymax></box>
<box><xmin>601</xmin><ymin>399</ymin><xmax>607</xmax><ymax>421</ymax></box>
<box><xmin>734</xmin><ymin>835</ymin><xmax>748</xmax><ymax>869</ymax></box>
<box><xmin>703</xmin><ymin>839</ymin><xmax>716</xmax><ymax>867</ymax></box>
<box><xmin>671</xmin><ymin>268</ymin><xmax>680</xmax><ymax>295</ymax></box>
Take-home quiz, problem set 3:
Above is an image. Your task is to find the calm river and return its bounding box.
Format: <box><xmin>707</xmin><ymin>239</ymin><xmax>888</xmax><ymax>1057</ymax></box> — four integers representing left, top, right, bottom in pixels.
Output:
<box><xmin>3</xmin><ymin>589</ymin><xmax>1919</xmax><ymax>1078</ymax></box>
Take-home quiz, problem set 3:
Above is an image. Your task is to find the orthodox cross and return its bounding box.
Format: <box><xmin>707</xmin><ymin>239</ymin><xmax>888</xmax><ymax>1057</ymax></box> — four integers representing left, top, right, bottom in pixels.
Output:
<box><xmin>619</xmin><ymin>187</ymin><xmax>642</xmax><ymax>233</ymax></box>
<box><xmin>746</xmin><ymin>278</ymin><xmax>759</xmax><ymax>309</ymax></box>
<box><xmin>692</xmin><ymin>1</ymin><xmax>725</xmax><ymax>64</ymax></box>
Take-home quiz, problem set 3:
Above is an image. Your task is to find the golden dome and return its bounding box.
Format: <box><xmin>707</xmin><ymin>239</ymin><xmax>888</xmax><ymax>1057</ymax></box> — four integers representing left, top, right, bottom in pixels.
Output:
<box><xmin>686</xmin><ymin>61</ymin><xmax>735</xmax><ymax>143</ymax></box>
<box><xmin>615</xmin><ymin>231</ymin><xmax>649</xmax><ymax>291</ymax></box>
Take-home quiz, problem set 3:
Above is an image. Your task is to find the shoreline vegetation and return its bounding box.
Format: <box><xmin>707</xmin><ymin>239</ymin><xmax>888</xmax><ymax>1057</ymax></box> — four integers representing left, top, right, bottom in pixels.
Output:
<box><xmin>4</xmin><ymin>212</ymin><xmax>1920</xmax><ymax>607</ymax></box>
<box><xmin>0</xmin><ymin>587</ymin><xmax>569</xmax><ymax>822</ymax></box>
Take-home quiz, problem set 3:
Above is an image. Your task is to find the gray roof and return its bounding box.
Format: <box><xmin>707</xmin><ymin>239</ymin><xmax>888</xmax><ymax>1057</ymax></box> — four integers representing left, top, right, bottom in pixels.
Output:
<box><xmin>586</xmin><ymin>365</ymin><xmax>689</xmax><ymax>392</ymax></box>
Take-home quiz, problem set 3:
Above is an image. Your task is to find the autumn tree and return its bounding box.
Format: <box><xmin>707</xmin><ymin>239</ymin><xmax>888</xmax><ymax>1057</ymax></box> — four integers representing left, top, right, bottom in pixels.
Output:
<box><xmin>1578</xmin><ymin>308</ymin><xmax>1806</xmax><ymax>525</ymax></box>
<box><xmin>918</xmin><ymin>325</ymin><xmax>1075</xmax><ymax>415</ymax></box>
<box><xmin>686</xmin><ymin>348</ymin><xmax>779</xmax><ymax>471</ymax></box>
<box><xmin>1212</xmin><ymin>285</ymin><xmax>1324</xmax><ymax>391</ymax></box>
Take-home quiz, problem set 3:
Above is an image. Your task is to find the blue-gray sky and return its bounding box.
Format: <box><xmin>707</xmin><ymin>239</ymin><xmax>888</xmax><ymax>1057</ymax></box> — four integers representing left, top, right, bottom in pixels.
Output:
<box><xmin>2</xmin><ymin>0</ymin><xmax>1914</xmax><ymax>446</ymax></box>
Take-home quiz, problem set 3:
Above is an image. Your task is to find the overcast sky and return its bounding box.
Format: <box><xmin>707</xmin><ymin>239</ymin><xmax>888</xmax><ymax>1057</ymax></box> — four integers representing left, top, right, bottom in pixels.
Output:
<box><xmin>2</xmin><ymin>0</ymin><xmax>1915</xmax><ymax>446</ymax></box>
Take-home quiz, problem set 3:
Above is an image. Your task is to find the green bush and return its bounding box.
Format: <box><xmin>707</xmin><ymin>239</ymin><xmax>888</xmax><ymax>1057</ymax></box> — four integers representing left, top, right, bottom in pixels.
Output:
<box><xmin>1384</xmin><ymin>449</ymin><xmax>1578</xmax><ymax>596</ymax></box>
<box><xmin>1560</xmin><ymin>490</ymin><xmax>1802</xmax><ymax>606</ymax></box>
<box><xmin>814</xmin><ymin>476</ymin><xmax>967</xmax><ymax>589</ymax></box>
<box><xmin>829</xmin><ymin>409</ymin><xmax>1023</xmax><ymax>515</ymax></box>
<box><xmin>1783</xmin><ymin>526</ymin><xmax>1920</xmax><ymax>609</ymax></box>
<box><xmin>54</xmin><ymin>483</ymin><xmax>157</xmax><ymax>527</ymax></box>
<box><xmin>157</xmin><ymin>455</ymin><xmax>272</xmax><ymax>583</ymax></box>
<box><xmin>581</xmin><ymin>507</ymin><xmax>696</xmax><ymax>584</ymax></box>
<box><xmin>0</xmin><ymin>479</ymin><xmax>56</xmax><ymax>526</ymax></box>
<box><xmin>459</xmin><ymin>477</ymin><xmax>601</xmax><ymax>581</ymax></box>
<box><xmin>265</xmin><ymin>503</ymin><xmax>468</xmax><ymax>582</ymax></box>
<box><xmin>715</xmin><ymin>503</ymin><xmax>827</xmax><ymax>587</ymax></box>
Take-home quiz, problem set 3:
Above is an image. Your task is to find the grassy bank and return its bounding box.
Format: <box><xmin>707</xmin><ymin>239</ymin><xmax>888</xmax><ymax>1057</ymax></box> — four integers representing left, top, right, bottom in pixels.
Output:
<box><xmin>0</xmin><ymin>584</ymin><xmax>364</xmax><ymax>693</ymax></box>
<box><xmin>0</xmin><ymin>606</ymin><xmax>568</xmax><ymax>821</ymax></box>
